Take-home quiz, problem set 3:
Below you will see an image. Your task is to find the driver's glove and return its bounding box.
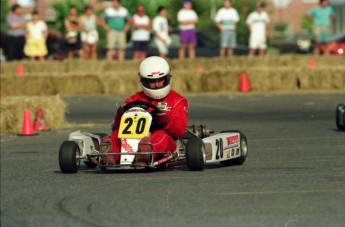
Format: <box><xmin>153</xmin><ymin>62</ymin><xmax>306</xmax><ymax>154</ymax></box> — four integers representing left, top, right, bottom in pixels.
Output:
<box><xmin>154</xmin><ymin>112</ymin><xmax>169</xmax><ymax>126</ymax></box>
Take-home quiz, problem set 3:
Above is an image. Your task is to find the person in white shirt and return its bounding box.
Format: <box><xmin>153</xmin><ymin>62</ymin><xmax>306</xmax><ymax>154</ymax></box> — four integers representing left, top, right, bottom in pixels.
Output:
<box><xmin>214</xmin><ymin>0</ymin><xmax>239</xmax><ymax>57</ymax></box>
<box><xmin>24</xmin><ymin>10</ymin><xmax>48</xmax><ymax>61</ymax></box>
<box><xmin>80</xmin><ymin>5</ymin><xmax>100</xmax><ymax>60</ymax></box>
<box><xmin>153</xmin><ymin>6</ymin><xmax>171</xmax><ymax>58</ymax></box>
<box><xmin>128</xmin><ymin>5</ymin><xmax>151</xmax><ymax>60</ymax></box>
<box><xmin>246</xmin><ymin>2</ymin><xmax>270</xmax><ymax>57</ymax></box>
<box><xmin>177</xmin><ymin>0</ymin><xmax>198</xmax><ymax>59</ymax></box>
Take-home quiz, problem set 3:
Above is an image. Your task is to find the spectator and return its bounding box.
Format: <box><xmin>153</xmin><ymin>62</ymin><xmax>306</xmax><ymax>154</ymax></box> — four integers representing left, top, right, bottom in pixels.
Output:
<box><xmin>128</xmin><ymin>6</ymin><xmax>151</xmax><ymax>60</ymax></box>
<box><xmin>101</xmin><ymin>0</ymin><xmax>130</xmax><ymax>61</ymax></box>
<box><xmin>307</xmin><ymin>0</ymin><xmax>335</xmax><ymax>55</ymax></box>
<box><xmin>64</xmin><ymin>5</ymin><xmax>83</xmax><ymax>60</ymax></box>
<box><xmin>177</xmin><ymin>0</ymin><xmax>198</xmax><ymax>59</ymax></box>
<box><xmin>152</xmin><ymin>6</ymin><xmax>171</xmax><ymax>58</ymax></box>
<box><xmin>6</xmin><ymin>4</ymin><xmax>26</xmax><ymax>61</ymax></box>
<box><xmin>80</xmin><ymin>5</ymin><xmax>99</xmax><ymax>60</ymax></box>
<box><xmin>246</xmin><ymin>2</ymin><xmax>270</xmax><ymax>57</ymax></box>
<box><xmin>24</xmin><ymin>10</ymin><xmax>48</xmax><ymax>61</ymax></box>
<box><xmin>214</xmin><ymin>0</ymin><xmax>239</xmax><ymax>57</ymax></box>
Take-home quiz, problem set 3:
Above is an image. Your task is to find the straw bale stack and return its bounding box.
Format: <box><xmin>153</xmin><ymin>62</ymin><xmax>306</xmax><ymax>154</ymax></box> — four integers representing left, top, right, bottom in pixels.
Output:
<box><xmin>0</xmin><ymin>95</ymin><xmax>66</xmax><ymax>133</ymax></box>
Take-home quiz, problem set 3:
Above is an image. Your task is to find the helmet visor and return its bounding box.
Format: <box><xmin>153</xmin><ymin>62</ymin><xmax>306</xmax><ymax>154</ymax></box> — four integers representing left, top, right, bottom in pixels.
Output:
<box><xmin>141</xmin><ymin>74</ymin><xmax>171</xmax><ymax>90</ymax></box>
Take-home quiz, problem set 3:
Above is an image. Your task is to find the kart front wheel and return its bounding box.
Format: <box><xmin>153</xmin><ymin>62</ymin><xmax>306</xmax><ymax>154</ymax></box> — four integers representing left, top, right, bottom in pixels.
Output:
<box><xmin>186</xmin><ymin>138</ymin><xmax>206</xmax><ymax>171</ymax></box>
<box><xmin>336</xmin><ymin>104</ymin><xmax>345</xmax><ymax>131</ymax></box>
<box><xmin>59</xmin><ymin>141</ymin><xmax>81</xmax><ymax>173</ymax></box>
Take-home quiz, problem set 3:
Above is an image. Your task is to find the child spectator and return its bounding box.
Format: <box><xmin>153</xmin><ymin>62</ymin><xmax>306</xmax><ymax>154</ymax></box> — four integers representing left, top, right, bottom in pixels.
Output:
<box><xmin>24</xmin><ymin>10</ymin><xmax>48</xmax><ymax>61</ymax></box>
<box><xmin>64</xmin><ymin>5</ymin><xmax>83</xmax><ymax>60</ymax></box>
<box><xmin>80</xmin><ymin>5</ymin><xmax>100</xmax><ymax>60</ymax></box>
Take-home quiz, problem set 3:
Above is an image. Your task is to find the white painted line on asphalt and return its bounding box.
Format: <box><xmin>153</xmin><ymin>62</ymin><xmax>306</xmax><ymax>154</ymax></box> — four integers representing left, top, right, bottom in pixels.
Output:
<box><xmin>254</xmin><ymin>145</ymin><xmax>345</xmax><ymax>151</ymax></box>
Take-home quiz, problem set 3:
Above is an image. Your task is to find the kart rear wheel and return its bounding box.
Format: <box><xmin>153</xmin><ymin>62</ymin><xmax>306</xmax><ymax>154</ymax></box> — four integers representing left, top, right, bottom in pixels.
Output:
<box><xmin>59</xmin><ymin>141</ymin><xmax>80</xmax><ymax>173</ymax></box>
<box><xmin>336</xmin><ymin>104</ymin><xmax>345</xmax><ymax>131</ymax></box>
<box><xmin>186</xmin><ymin>138</ymin><xmax>206</xmax><ymax>171</ymax></box>
<box><xmin>220</xmin><ymin>131</ymin><xmax>248</xmax><ymax>166</ymax></box>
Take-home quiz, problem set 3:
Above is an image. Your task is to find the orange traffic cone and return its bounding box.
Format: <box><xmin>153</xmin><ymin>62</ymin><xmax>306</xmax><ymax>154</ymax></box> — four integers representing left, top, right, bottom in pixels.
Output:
<box><xmin>239</xmin><ymin>72</ymin><xmax>250</xmax><ymax>92</ymax></box>
<box><xmin>33</xmin><ymin>107</ymin><xmax>48</xmax><ymax>131</ymax></box>
<box><xmin>18</xmin><ymin>109</ymin><xmax>38</xmax><ymax>136</ymax></box>
<box><xmin>16</xmin><ymin>64</ymin><xmax>24</xmax><ymax>76</ymax></box>
<box><xmin>309</xmin><ymin>58</ymin><xmax>315</xmax><ymax>69</ymax></box>
<box><xmin>197</xmin><ymin>65</ymin><xmax>204</xmax><ymax>72</ymax></box>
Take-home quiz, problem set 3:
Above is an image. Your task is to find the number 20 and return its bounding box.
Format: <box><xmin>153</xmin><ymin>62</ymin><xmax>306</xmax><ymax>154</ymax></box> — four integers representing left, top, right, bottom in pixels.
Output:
<box><xmin>122</xmin><ymin>118</ymin><xmax>146</xmax><ymax>134</ymax></box>
<box><xmin>216</xmin><ymin>139</ymin><xmax>223</xmax><ymax>160</ymax></box>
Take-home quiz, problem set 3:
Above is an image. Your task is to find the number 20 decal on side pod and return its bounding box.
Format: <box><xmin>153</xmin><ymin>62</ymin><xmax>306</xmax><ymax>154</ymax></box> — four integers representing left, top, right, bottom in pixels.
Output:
<box><xmin>118</xmin><ymin>116</ymin><xmax>150</xmax><ymax>139</ymax></box>
<box><xmin>215</xmin><ymin>138</ymin><xmax>224</xmax><ymax>160</ymax></box>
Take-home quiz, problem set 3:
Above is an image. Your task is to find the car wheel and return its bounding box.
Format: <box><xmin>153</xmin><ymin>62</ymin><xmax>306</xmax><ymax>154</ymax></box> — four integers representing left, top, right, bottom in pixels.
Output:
<box><xmin>59</xmin><ymin>141</ymin><xmax>81</xmax><ymax>173</ymax></box>
<box><xmin>220</xmin><ymin>131</ymin><xmax>248</xmax><ymax>166</ymax></box>
<box><xmin>186</xmin><ymin>138</ymin><xmax>206</xmax><ymax>171</ymax></box>
<box><xmin>336</xmin><ymin>104</ymin><xmax>345</xmax><ymax>131</ymax></box>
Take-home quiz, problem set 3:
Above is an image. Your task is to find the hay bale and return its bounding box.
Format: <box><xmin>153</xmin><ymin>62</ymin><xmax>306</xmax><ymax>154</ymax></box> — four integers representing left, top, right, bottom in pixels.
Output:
<box><xmin>64</xmin><ymin>60</ymin><xmax>103</xmax><ymax>74</ymax></box>
<box><xmin>297</xmin><ymin>66</ymin><xmax>345</xmax><ymax>90</ymax></box>
<box><xmin>99</xmin><ymin>72</ymin><xmax>140</xmax><ymax>95</ymax></box>
<box><xmin>0</xmin><ymin>95</ymin><xmax>66</xmax><ymax>133</ymax></box>
<box><xmin>52</xmin><ymin>73</ymin><xmax>103</xmax><ymax>95</ymax></box>
<box><xmin>0</xmin><ymin>74</ymin><xmax>57</xmax><ymax>96</ymax></box>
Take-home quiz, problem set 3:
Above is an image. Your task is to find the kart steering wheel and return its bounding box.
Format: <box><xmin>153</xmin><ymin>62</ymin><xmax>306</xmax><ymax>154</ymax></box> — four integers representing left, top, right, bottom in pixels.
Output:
<box><xmin>122</xmin><ymin>101</ymin><xmax>161</xmax><ymax>114</ymax></box>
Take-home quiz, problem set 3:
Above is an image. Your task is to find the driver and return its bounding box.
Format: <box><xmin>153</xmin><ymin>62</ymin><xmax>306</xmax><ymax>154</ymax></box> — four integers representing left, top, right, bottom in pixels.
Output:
<box><xmin>103</xmin><ymin>56</ymin><xmax>188</xmax><ymax>165</ymax></box>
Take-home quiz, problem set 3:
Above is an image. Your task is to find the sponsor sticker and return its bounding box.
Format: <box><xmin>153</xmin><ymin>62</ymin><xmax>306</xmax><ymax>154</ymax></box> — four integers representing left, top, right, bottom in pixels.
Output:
<box><xmin>157</xmin><ymin>102</ymin><xmax>168</xmax><ymax>111</ymax></box>
<box><xmin>231</xmin><ymin>149</ymin><xmax>235</xmax><ymax>156</ymax></box>
<box><xmin>226</xmin><ymin>135</ymin><xmax>239</xmax><ymax>146</ymax></box>
<box><xmin>121</xmin><ymin>139</ymin><xmax>134</xmax><ymax>153</ymax></box>
<box><xmin>226</xmin><ymin>150</ymin><xmax>231</xmax><ymax>158</ymax></box>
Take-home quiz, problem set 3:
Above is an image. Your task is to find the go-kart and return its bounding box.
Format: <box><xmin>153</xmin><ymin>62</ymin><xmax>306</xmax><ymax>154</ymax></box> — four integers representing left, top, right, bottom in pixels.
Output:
<box><xmin>336</xmin><ymin>104</ymin><xmax>345</xmax><ymax>131</ymax></box>
<box><xmin>59</xmin><ymin>101</ymin><xmax>248</xmax><ymax>173</ymax></box>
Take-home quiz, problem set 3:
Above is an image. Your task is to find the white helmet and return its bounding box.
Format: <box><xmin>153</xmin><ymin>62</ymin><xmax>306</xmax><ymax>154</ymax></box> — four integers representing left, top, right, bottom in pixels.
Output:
<box><xmin>139</xmin><ymin>56</ymin><xmax>172</xmax><ymax>100</ymax></box>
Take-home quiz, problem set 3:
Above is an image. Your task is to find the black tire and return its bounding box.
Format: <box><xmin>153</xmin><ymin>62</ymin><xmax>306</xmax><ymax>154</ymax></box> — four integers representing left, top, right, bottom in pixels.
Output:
<box><xmin>59</xmin><ymin>141</ymin><xmax>80</xmax><ymax>173</ymax></box>
<box><xmin>220</xmin><ymin>131</ymin><xmax>248</xmax><ymax>166</ymax></box>
<box><xmin>336</xmin><ymin>104</ymin><xmax>345</xmax><ymax>131</ymax></box>
<box><xmin>186</xmin><ymin>138</ymin><xmax>206</xmax><ymax>171</ymax></box>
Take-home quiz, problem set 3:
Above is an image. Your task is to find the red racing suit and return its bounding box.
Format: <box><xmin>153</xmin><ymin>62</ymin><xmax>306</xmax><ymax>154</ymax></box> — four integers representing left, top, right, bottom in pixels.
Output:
<box><xmin>109</xmin><ymin>90</ymin><xmax>188</xmax><ymax>161</ymax></box>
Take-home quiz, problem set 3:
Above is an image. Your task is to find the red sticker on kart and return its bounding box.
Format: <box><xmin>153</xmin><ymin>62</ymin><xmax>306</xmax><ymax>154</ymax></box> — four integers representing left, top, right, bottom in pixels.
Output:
<box><xmin>226</xmin><ymin>135</ymin><xmax>239</xmax><ymax>146</ymax></box>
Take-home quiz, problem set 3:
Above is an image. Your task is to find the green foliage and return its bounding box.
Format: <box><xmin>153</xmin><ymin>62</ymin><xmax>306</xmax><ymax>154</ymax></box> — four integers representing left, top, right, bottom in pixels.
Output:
<box><xmin>1</xmin><ymin>0</ymin><xmax>10</xmax><ymax>32</ymax></box>
<box><xmin>301</xmin><ymin>16</ymin><xmax>313</xmax><ymax>34</ymax></box>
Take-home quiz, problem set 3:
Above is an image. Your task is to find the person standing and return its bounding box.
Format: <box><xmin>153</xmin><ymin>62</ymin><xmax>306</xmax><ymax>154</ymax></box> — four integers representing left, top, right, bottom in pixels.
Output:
<box><xmin>214</xmin><ymin>0</ymin><xmax>239</xmax><ymax>57</ymax></box>
<box><xmin>6</xmin><ymin>4</ymin><xmax>26</xmax><ymax>61</ymax></box>
<box><xmin>177</xmin><ymin>0</ymin><xmax>198</xmax><ymax>59</ymax></box>
<box><xmin>246</xmin><ymin>2</ymin><xmax>270</xmax><ymax>57</ymax></box>
<box><xmin>128</xmin><ymin>6</ymin><xmax>151</xmax><ymax>60</ymax></box>
<box><xmin>307</xmin><ymin>0</ymin><xmax>335</xmax><ymax>55</ymax></box>
<box><xmin>80</xmin><ymin>5</ymin><xmax>99</xmax><ymax>60</ymax></box>
<box><xmin>64</xmin><ymin>5</ymin><xmax>83</xmax><ymax>60</ymax></box>
<box><xmin>153</xmin><ymin>6</ymin><xmax>171</xmax><ymax>58</ymax></box>
<box><xmin>24</xmin><ymin>10</ymin><xmax>48</xmax><ymax>61</ymax></box>
<box><xmin>101</xmin><ymin>0</ymin><xmax>130</xmax><ymax>61</ymax></box>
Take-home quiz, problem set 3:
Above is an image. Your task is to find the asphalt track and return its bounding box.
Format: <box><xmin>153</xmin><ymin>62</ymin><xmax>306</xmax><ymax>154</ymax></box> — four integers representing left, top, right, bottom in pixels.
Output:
<box><xmin>1</xmin><ymin>92</ymin><xmax>345</xmax><ymax>227</ymax></box>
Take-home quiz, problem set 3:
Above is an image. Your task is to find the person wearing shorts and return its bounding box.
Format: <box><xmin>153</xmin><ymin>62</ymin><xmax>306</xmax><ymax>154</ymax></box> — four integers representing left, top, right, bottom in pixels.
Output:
<box><xmin>177</xmin><ymin>0</ymin><xmax>198</xmax><ymax>59</ymax></box>
<box><xmin>128</xmin><ymin>6</ymin><xmax>151</xmax><ymax>60</ymax></box>
<box><xmin>101</xmin><ymin>0</ymin><xmax>130</xmax><ymax>61</ymax></box>
<box><xmin>307</xmin><ymin>0</ymin><xmax>335</xmax><ymax>55</ymax></box>
<box><xmin>153</xmin><ymin>6</ymin><xmax>171</xmax><ymax>58</ymax></box>
<box><xmin>246</xmin><ymin>2</ymin><xmax>270</xmax><ymax>57</ymax></box>
<box><xmin>214</xmin><ymin>0</ymin><xmax>239</xmax><ymax>57</ymax></box>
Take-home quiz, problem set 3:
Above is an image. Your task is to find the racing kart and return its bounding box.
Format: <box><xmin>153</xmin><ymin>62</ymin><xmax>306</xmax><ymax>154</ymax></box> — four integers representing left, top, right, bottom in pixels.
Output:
<box><xmin>59</xmin><ymin>101</ymin><xmax>248</xmax><ymax>173</ymax></box>
<box><xmin>336</xmin><ymin>104</ymin><xmax>345</xmax><ymax>131</ymax></box>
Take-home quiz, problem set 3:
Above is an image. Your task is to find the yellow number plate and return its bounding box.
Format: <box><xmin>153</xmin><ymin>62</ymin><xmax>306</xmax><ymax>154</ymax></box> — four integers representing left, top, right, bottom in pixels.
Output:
<box><xmin>118</xmin><ymin>116</ymin><xmax>150</xmax><ymax>139</ymax></box>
